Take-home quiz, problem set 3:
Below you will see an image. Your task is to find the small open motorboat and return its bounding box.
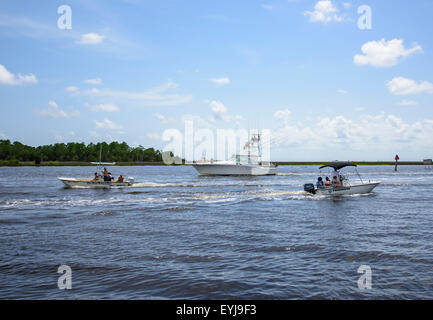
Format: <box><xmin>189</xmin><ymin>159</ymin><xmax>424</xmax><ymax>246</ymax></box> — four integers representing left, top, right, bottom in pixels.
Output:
<box><xmin>58</xmin><ymin>162</ymin><xmax>134</xmax><ymax>189</ymax></box>
<box><xmin>303</xmin><ymin>162</ymin><xmax>380</xmax><ymax>196</ymax></box>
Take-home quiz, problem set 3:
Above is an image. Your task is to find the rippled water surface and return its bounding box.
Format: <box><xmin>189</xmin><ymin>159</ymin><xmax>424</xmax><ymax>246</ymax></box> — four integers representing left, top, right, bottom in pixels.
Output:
<box><xmin>1</xmin><ymin>165</ymin><xmax>433</xmax><ymax>299</ymax></box>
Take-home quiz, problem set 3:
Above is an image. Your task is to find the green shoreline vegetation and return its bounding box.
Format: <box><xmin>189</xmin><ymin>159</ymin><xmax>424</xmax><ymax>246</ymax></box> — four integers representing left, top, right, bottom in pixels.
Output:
<box><xmin>0</xmin><ymin>140</ymin><xmax>165</xmax><ymax>166</ymax></box>
<box><xmin>0</xmin><ymin>139</ymin><xmax>425</xmax><ymax>167</ymax></box>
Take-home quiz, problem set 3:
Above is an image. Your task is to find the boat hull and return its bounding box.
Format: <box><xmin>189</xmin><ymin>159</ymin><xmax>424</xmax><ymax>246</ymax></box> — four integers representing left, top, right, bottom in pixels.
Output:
<box><xmin>58</xmin><ymin>177</ymin><xmax>133</xmax><ymax>189</ymax></box>
<box><xmin>315</xmin><ymin>182</ymin><xmax>380</xmax><ymax>196</ymax></box>
<box><xmin>192</xmin><ymin>164</ymin><xmax>276</xmax><ymax>176</ymax></box>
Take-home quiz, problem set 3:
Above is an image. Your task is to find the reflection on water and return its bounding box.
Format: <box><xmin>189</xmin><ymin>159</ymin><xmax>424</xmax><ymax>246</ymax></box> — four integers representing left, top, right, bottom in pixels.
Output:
<box><xmin>0</xmin><ymin>165</ymin><xmax>433</xmax><ymax>299</ymax></box>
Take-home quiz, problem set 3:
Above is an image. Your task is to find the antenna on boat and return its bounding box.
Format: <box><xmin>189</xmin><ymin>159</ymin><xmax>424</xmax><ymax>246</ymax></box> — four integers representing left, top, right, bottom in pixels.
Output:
<box><xmin>247</xmin><ymin>119</ymin><xmax>251</xmax><ymax>164</ymax></box>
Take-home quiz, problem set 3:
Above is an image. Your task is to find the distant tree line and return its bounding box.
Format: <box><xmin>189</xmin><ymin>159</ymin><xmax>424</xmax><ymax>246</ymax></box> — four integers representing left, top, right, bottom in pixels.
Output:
<box><xmin>0</xmin><ymin>140</ymin><xmax>163</xmax><ymax>163</ymax></box>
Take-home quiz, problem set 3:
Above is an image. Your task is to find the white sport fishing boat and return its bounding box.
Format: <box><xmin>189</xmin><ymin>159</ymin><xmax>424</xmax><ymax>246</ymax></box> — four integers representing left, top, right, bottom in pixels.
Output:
<box><xmin>58</xmin><ymin>162</ymin><xmax>134</xmax><ymax>189</ymax></box>
<box><xmin>192</xmin><ymin>133</ymin><xmax>277</xmax><ymax>176</ymax></box>
<box><xmin>192</xmin><ymin>157</ymin><xmax>276</xmax><ymax>176</ymax></box>
<box><xmin>303</xmin><ymin>162</ymin><xmax>380</xmax><ymax>196</ymax></box>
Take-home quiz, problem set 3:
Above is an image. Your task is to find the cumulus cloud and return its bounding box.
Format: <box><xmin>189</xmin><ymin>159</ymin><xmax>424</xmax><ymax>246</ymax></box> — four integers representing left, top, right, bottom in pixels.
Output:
<box><xmin>210</xmin><ymin>100</ymin><xmax>228</xmax><ymax>117</ymax></box>
<box><xmin>304</xmin><ymin>0</ymin><xmax>345</xmax><ymax>23</ymax></box>
<box><xmin>354</xmin><ymin>38</ymin><xmax>422</xmax><ymax>67</ymax></box>
<box><xmin>209</xmin><ymin>100</ymin><xmax>242</xmax><ymax>123</ymax></box>
<box><xmin>386</xmin><ymin>77</ymin><xmax>433</xmax><ymax>95</ymax></box>
<box><xmin>65</xmin><ymin>86</ymin><xmax>79</xmax><ymax>95</ymax></box>
<box><xmin>36</xmin><ymin>100</ymin><xmax>79</xmax><ymax>118</ymax></box>
<box><xmin>154</xmin><ymin>113</ymin><xmax>168</xmax><ymax>123</ymax></box>
<box><xmin>274</xmin><ymin>109</ymin><xmax>292</xmax><ymax>126</ymax></box>
<box><xmin>209</xmin><ymin>77</ymin><xmax>230</xmax><ymax>86</ymax></box>
<box><xmin>84</xmin><ymin>78</ymin><xmax>102</xmax><ymax>85</ymax></box>
<box><xmin>89</xmin><ymin>103</ymin><xmax>119</xmax><ymax>112</ymax></box>
<box><xmin>78</xmin><ymin>33</ymin><xmax>104</xmax><ymax>45</ymax></box>
<box><xmin>0</xmin><ymin>64</ymin><xmax>37</xmax><ymax>85</ymax></box>
<box><xmin>399</xmin><ymin>99</ymin><xmax>418</xmax><ymax>106</ymax></box>
<box><xmin>271</xmin><ymin>112</ymin><xmax>433</xmax><ymax>157</ymax></box>
<box><xmin>94</xmin><ymin>118</ymin><xmax>122</xmax><ymax>130</ymax></box>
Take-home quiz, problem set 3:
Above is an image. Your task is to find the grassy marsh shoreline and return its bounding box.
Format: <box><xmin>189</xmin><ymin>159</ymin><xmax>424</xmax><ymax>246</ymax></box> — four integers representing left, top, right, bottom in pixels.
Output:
<box><xmin>0</xmin><ymin>160</ymin><xmax>425</xmax><ymax>167</ymax></box>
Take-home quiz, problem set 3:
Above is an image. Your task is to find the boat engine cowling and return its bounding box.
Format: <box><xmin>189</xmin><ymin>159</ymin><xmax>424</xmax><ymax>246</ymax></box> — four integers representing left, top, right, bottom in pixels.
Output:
<box><xmin>304</xmin><ymin>183</ymin><xmax>316</xmax><ymax>194</ymax></box>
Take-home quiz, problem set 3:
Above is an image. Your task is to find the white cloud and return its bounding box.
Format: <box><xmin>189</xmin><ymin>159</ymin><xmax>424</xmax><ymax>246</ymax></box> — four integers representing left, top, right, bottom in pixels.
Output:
<box><xmin>271</xmin><ymin>112</ymin><xmax>433</xmax><ymax>155</ymax></box>
<box><xmin>354</xmin><ymin>38</ymin><xmax>422</xmax><ymax>67</ymax></box>
<box><xmin>274</xmin><ymin>109</ymin><xmax>292</xmax><ymax>126</ymax></box>
<box><xmin>399</xmin><ymin>99</ymin><xmax>418</xmax><ymax>106</ymax></box>
<box><xmin>154</xmin><ymin>113</ymin><xmax>167</xmax><ymax>123</ymax></box>
<box><xmin>343</xmin><ymin>2</ymin><xmax>351</xmax><ymax>8</ymax></box>
<box><xmin>94</xmin><ymin>118</ymin><xmax>122</xmax><ymax>130</ymax></box>
<box><xmin>208</xmin><ymin>100</ymin><xmax>242</xmax><ymax>123</ymax></box>
<box><xmin>0</xmin><ymin>131</ymin><xmax>8</xmax><ymax>140</ymax></box>
<box><xmin>210</xmin><ymin>100</ymin><xmax>228</xmax><ymax>116</ymax></box>
<box><xmin>304</xmin><ymin>0</ymin><xmax>345</xmax><ymax>23</ymax></box>
<box><xmin>78</xmin><ymin>33</ymin><xmax>104</xmax><ymax>45</ymax></box>
<box><xmin>337</xmin><ymin>89</ymin><xmax>348</xmax><ymax>95</ymax></box>
<box><xmin>82</xmin><ymin>81</ymin><xmax>192</xmax><ymax>106</ymax></box>
<box><xmin>65</xmin><ymin>86</ymin><xmax>79</xmax><ymax>95</ymax></box>
<box><xmin>84</xmin><ymin>78</ymin><xmax>102</xmax><ymax>85</ymax></box>
<box><xmin>0</xmin><ymin>64</ymin><xmax>37</xmax><ymax>85</ymax></box>
<box><xmin>262</xmin><ymin>4</ymin><xmax>273</xmax><ymax>10</ymax></box>
<box><xmin>386</xmin><ymin>77</ymin><xmax>433</xmax><ymax>95</ymax></box>
<box><xmin>209</xmin><ymin>77</ymin><xmax>230</xmax><ymax>86</ymax></box>
<box><xmin>36</xmin><ymin>101</ymin><xmax>79</xmax><ymax>118</ymax></box>
<box><xmin>89</xmin><ymin>103</ymin><xmax>119</xmax><ymax>112</ymax></box>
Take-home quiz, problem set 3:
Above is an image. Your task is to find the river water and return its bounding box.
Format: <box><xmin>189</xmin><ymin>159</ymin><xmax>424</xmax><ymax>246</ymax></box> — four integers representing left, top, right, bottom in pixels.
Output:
<box><xmin>0</xmin><ymin>165</ymin><xmax>432</xmax><ymax>299</ymax></box>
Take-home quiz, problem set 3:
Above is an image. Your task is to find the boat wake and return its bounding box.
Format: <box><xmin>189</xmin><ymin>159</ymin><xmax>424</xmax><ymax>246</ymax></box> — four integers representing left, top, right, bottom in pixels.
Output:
<box><xmin>131</xmin><ymin>182</ymin><xmax>264</xmax><ymax>188</ymax></box>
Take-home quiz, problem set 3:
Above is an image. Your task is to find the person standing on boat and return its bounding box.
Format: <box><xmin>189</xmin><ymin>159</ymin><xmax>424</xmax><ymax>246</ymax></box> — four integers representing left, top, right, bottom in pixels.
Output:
<box><xmin>103</xmin><ymin>168</ymin><xmax>109</xmax><ymax>181</ymax></box>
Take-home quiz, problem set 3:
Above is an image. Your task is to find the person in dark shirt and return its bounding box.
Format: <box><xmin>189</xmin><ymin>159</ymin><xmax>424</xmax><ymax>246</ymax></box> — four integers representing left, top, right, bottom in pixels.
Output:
<box><xmin>316</xmin><ymin>177</ymin><xmax>324</xmax><ymax>189</ymax></box>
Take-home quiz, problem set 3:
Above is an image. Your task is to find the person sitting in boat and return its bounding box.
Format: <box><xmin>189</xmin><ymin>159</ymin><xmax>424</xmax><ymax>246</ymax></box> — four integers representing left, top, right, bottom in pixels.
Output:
<box><xmin>331</xmin><ymin>169</ymin><xmax>340</xmax><ymax>182</ymax></box>
<box><xmin>316</xmin><ymin>177</ymin><xmax>324</xmax><ymax>189</ymax></box>
<box><xmin>332</xmin><ymin>176</ymin><xmax>341</xmax><ymax>187</ymax></box>
<box><xmin>107</xmin><ymin>172</ymin><xmax>112</xmax><ymax>182</ymax></box>
<box><xmin>93</xmin><ymin>172</ymin><xmax>99</xmax><ymax>181</ymax></box>
<box><xmin>324</xmin><ymin>177</ymin><xmax>331</xmax><ymax>188</ymax></box>
<box><xmin>117</xmin><ymin>175</ymin><xmax>124</xmax><ymax>183</ymax></box>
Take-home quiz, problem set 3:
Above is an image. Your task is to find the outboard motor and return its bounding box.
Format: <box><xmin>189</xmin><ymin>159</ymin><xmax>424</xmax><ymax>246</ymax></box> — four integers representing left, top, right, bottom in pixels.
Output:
<box><xmin>304</xmin><ymin>183</ymin><xmax>316</xmax><ymax>194</ymax></box>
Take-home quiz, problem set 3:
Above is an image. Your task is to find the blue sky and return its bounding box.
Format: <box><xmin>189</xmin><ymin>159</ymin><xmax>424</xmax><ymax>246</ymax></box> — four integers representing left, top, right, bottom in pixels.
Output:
<box><xmin>1</xmin><ymin>0</ymin><xmax>433</xmax><ymax>161</ymax></box>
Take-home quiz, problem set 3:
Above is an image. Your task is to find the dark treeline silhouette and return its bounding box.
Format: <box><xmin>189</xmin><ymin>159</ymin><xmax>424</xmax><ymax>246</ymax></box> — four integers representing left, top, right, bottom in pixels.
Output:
<box><xmin>0</xmin><ymin>140</ymin><xmax>163</xmax><ymax>163</ymax></box>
